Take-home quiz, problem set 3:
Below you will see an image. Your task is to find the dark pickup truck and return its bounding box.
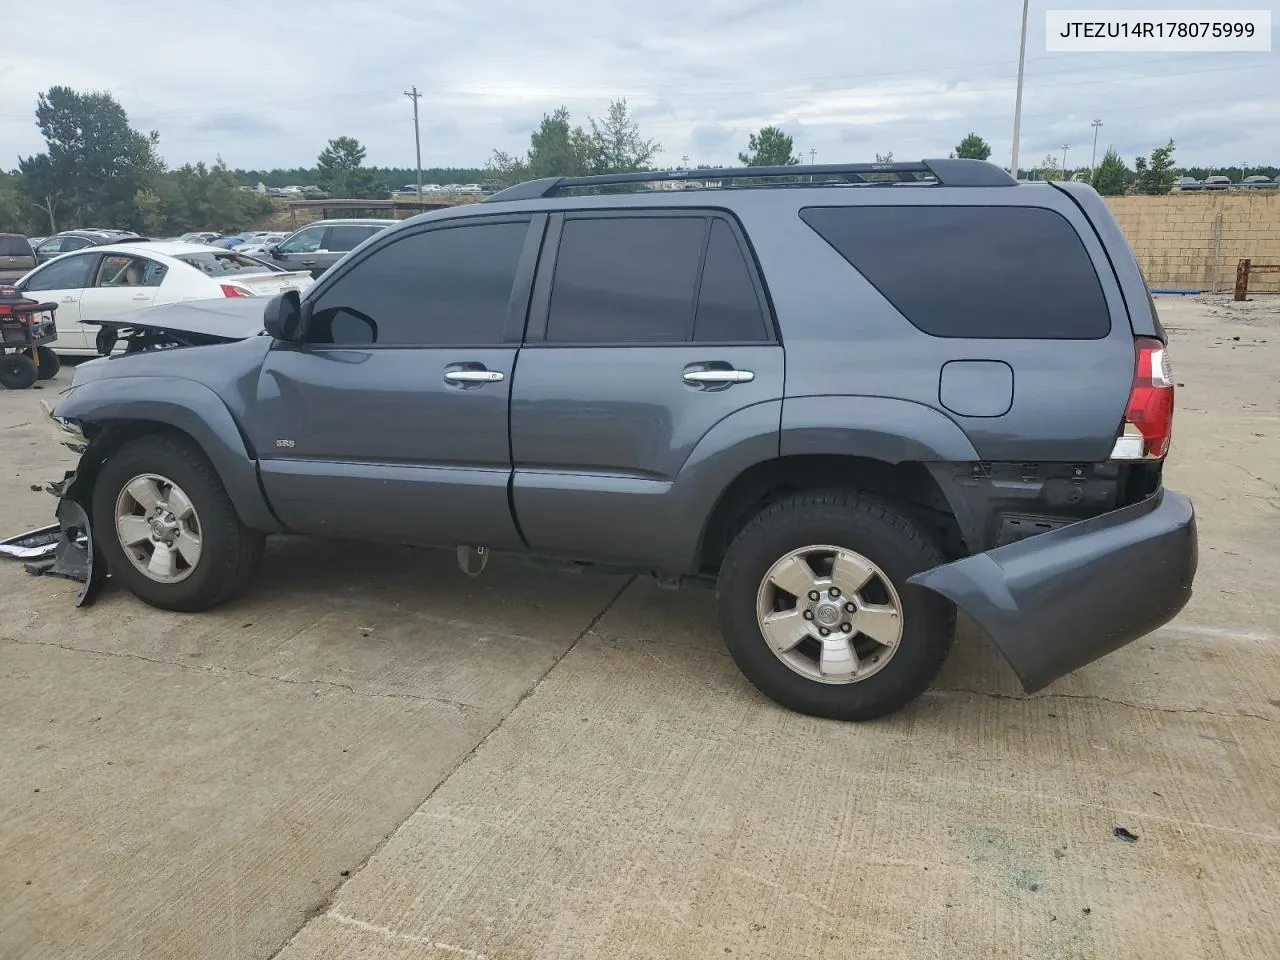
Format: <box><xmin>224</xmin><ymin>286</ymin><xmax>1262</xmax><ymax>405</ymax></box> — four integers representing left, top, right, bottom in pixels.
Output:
<box><xmin>43</xmin><ymin>159</ymin><xmax>1197</xmax><ymax>720</ymax></box>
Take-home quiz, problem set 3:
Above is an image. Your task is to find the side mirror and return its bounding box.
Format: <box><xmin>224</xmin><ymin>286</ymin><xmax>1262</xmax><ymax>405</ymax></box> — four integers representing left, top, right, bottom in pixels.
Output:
<box><xmin>263</xmin><ymin>290</ymin><xmax>303</xmax><ymax>342</ymax></box>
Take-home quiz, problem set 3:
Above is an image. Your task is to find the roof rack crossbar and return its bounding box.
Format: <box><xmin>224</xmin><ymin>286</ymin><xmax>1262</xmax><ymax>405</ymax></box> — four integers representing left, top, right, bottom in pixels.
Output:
<box><xmin>485</xmin><ymin>159</ymin><xmax>1015</xmax><ymax>201</ymax></box>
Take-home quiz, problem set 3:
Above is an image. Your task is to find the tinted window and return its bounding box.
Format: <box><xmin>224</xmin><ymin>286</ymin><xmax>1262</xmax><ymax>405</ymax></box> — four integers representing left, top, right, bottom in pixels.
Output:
<box><xmin>22</xmin><ymin>253</ymin><xmax>95</xmax><ymax>291</ymax></box>
<box><xmin>800</xmin><ymin>206</ymin><xmax>1111</xmax><ymax>339</ymax></box>
<box><xmin>308</xmin><ymin>220</ymin><xmax>528</xmax><ymax>346</ymax></box>
<box><xmin>36</xmin><ymin>239</ymin><xmax>62</xmax><ymax>256</ymax></box>
<box><xmin>547</xmin><ymin>216</ymin><xmax>705</xmax><ymax>343</ymax></box>
<box><xmin>326</xmin><ymin>224</ymin><xmax>381</xmax><ymax>251</ymax></box>
<box><xmin>0</xmin><ymin>236</ymin><xmax>32</xmax><ymax>257</ymax></box>
<box><xmin>694</xmin><ymin>220</ymin><xmax>769</xmax><ymax>342</ymax></box>
<box><xmin>61</xmin><ymin>236</ymin><xmax>92</xmax><ymax>252</ymax></box>
<box><xmin>277</xmin><ymin>226</ymin><xmax>324</xmax><ymax>254</ymax></box>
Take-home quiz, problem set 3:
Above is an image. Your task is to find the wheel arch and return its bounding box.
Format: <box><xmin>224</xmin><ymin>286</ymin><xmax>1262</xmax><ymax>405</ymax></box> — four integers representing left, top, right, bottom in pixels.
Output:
<box><xmin>697</xmin><ymin>454</ymin><xmax>969</xmax><ymax>574</ymax></box>
<box><xmin>55</xmin><ymin>377</ymin><xmax>282</xmax><ymax>533</ymax></box>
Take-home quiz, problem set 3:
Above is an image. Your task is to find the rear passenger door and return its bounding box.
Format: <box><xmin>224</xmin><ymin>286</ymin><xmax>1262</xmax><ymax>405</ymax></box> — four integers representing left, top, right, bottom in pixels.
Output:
<box><xmin>510</xmin><ymin>210</ymin><xmax>784</xmax><ymax>565</ymax></box>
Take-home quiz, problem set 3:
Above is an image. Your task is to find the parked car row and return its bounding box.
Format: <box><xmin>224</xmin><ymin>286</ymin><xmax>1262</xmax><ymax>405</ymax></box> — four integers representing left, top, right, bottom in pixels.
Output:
<box><xmin>1174</xmin><ymin>174</ymin><xmax>1280</xmax><ymax>191</ymax></box>
<box><xmin>10</xmin><ymin>242</ymin><xmax>314</xmax><ymax>357</ymax></box>
<box><xmin>391</xmin><ymin>183</ymin><xmax>486</xmax><ymax>196</ymax></box>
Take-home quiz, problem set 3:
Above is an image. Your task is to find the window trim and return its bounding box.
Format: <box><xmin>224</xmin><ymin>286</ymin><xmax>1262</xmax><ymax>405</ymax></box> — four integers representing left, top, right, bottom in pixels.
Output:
<box><xmin>286</xmin><ymin>213</ymin><xmax>542</xmax><ymax>352</ymax></box>
<box><xmin>524</xmin><ymin>208</ymin><xmax>777</xmax><ymax>348</ymax></box>
<box><xmin>798</xmin><ymin>203</ymin><xmax>1113</xmax><ymax>341</ymax></box>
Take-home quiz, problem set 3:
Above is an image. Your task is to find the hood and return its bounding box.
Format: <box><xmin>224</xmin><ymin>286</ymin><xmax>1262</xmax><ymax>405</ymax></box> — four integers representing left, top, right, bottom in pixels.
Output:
<box><xmin>90</xmin><ymin>295</ymin><xmax>267</xmax><ymax>341</ymax></box>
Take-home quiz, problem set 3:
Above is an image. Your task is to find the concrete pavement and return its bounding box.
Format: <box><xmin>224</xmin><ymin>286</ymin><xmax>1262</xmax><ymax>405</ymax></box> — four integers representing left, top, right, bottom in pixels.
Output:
<box><xmin>2</xmin><ymin>295</ymin><xmax>1278</xmax><ymax>960</ymax></box>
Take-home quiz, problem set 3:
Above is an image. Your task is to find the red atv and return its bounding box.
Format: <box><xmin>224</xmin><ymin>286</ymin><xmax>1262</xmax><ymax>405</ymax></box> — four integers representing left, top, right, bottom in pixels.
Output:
<box><xmin>0</xmin><ymin>284</ymin><xmax>59</xmax><ymax>389</ymax></box>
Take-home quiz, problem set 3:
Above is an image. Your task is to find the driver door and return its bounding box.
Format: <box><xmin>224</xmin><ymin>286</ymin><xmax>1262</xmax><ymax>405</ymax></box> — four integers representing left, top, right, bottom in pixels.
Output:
<box><xmin>253</xmin><ymin>214</ymin><xmax>544</xmax><ymax>548</ymax></box>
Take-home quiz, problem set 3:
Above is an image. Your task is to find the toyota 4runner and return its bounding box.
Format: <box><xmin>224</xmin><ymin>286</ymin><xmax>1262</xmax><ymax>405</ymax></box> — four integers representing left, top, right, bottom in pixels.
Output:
<box><xmin>43</xmin><ymin>159</ymin><xmax>1198</xmax><ymax>720</ymax></box>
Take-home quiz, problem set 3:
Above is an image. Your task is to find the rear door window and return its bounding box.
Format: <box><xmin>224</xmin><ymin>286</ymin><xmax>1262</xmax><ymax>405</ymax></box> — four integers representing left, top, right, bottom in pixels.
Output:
<box><xmin>325</xmin><ymin>224</ymin><xmax>381</xmax><ymax>252</ymax></box>
<box><xmin>546</xmin><ymin>216</ymin><xmax>706</xmax><ymax>343</ymax></box>
<box><xmin>693</xmin><ymin>219</ymin><xmax>769</xmax><ymax>342</ymax></box>
<box><xmin>800</xmin><ymin>205</ymin><xmax>1111</xmax><ymax>339</ymax></box>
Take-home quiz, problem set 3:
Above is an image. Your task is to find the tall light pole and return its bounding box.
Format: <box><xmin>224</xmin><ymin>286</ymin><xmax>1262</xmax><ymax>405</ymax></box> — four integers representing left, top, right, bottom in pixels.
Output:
<box><xmin>809</xmin><ymin>147</ymin><xmax>817</xmax><ymax>164</ymax></box>
<box><xmin>1061</xmin><ymin>143</ymin><xmax>1070</xmax><ymax>174</ymax></box>
<box><xmin>404</xmin><ymin>86</ymin><xmax>423</xmax><ymax>202</ymax></box>
<box><xmin>1090</xmin><ymin>119</ymin><xmax>1103</xmax><ymax>172</ymax></box>
<box><xmin>1010</xmin><ymin>0</ymin><xmax>1030</xmax><ymax>177</ymax></box>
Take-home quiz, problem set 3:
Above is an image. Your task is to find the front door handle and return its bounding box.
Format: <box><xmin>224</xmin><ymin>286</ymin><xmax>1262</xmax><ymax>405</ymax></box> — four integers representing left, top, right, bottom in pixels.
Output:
<box><xmin>683</xmin><ymin>367</ymin><xmax>755</xmax><ymax>385</ymax></box>
<box><xmin>131</xmin><ymin>294</ymin><xmax>150</xmax><ymax>300</ymax></box>
<box><xmin>301</xmin><ymin>259</ymin><xmax>316</xmax><ymax>266</ymax></box>
<box><xmin>61</xmin><ymin>297</ymin><xmax>77</xmax><ymax>303</ymax></box>
<box><xmin>444</xmin><ymin>368</ymin><xmax>505</xmax><ymax>384</ymax></box>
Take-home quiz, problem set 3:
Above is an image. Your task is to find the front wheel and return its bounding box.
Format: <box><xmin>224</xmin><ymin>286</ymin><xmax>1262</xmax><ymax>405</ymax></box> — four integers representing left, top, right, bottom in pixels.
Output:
<box><xmin>91</xmin><ymin>434</ymin><xmax>263</xmax><ymax>611</ymax></box>
<box><xmin>716</xmin><ymin>491</ymin><xmax>955</xmax><ymax>721</ymax></box>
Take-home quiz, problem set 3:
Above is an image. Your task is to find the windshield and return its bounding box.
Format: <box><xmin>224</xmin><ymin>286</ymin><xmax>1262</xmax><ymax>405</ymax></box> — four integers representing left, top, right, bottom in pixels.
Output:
<box><xmin>177</xmin><ymin>251</ymin><xmax>284</xmax><ymax>277</ymax></box>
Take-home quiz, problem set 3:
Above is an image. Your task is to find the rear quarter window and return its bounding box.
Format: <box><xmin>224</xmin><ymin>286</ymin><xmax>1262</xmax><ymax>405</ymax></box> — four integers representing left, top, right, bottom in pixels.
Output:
<box><xmin>799</xmin><ymin>205</ymin><xmax>1111</xmax><ymax>339</ymax></box>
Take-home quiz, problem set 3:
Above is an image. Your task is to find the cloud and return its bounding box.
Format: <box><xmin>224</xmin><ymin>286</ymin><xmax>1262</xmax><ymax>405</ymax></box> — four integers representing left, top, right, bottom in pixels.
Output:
<box><xmin>0</xmin><ymin>0</ymin><xmax>1274</xmax><ymax>172</ymax></box>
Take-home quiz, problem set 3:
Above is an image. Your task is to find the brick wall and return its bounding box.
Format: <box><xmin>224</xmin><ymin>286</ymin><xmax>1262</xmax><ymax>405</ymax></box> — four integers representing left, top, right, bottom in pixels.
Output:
<box><xmin>1103</xmin><ymin>193</ymin><xmax>1280</xmax><ymax>294</ymax></box>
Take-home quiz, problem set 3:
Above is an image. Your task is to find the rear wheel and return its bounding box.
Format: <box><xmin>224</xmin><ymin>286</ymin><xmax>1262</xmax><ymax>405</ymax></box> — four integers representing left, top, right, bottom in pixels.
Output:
<box><xmin>717</xmin><ymin>490</ymin><xmax>955</xmax><ymax>721</ymax></box>
<box><xmin>35</xmin><ymin>346</ymin><xmax>60</xmax><ymax>380</ymax></box>
<box><xmin>92</xmin><ymin>434</ymin><xmax>263</xmax><ymax>611</ymax></box>
<box><xmin>0</xmin><ymin>353</ymin><xmax>38</xmax><ymax>390</ymax></box>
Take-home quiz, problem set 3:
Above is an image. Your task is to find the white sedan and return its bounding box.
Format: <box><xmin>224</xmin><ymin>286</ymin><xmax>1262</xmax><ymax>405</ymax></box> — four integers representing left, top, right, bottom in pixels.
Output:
<box><xmin>14</xmin><ymin>242</ymin><xmax>313</xmax><ymax>357</ymax></box>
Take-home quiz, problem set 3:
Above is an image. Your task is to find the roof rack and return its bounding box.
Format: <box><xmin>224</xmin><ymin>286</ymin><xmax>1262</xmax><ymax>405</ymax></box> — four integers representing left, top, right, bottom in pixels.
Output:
<box><xmin>486</xmin><ymin>158</ymin><xmax>1016</xmax><ymax>202</ymax></box>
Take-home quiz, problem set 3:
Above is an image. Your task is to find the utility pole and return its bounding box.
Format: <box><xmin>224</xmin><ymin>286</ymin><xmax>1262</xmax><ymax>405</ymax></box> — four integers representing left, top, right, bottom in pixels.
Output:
<box><xmin>404</xmin><ymin>86</ymin><xmax>423</xmax><ymax>202</ymax></box>
<box><xmin>1010</xmin><ymin>0</ymin><xmax>1030</xmax><ymax>177</ymax></box>
<box><xmin>1061</xmin><ymin>143</ymin><xmax>1070</xmax><ymax>175</ymax></box>
<box><xmin>1090</xmin><ymin>119</ymin><xmax>1103</xmax><ymax>172</ymax></box>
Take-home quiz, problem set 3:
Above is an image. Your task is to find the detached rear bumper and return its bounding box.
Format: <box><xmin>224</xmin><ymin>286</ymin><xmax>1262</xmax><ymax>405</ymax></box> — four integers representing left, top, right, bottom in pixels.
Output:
<box><xmin>909</xmin><ymin>487</ymin><xmax>1197</xmax><ymax>692</ymax></box>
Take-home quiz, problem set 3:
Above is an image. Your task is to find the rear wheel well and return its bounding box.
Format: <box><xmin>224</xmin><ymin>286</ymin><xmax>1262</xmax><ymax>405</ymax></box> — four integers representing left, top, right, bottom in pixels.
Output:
<box><xmin>697</xmin><ymin>455</ymin><xmax>964</xmax><ymax>574</ymax></box>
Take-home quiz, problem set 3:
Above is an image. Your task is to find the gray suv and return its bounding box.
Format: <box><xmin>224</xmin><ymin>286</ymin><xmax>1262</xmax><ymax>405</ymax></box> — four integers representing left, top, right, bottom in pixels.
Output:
<box><xmin>261</xmin><ymin>218</ymin><xmax>395</xmax><ymax>278</ymax></box>
<box><xmin>44</xmin><ymin>159</ymin><xmax>1197</xmax><ymax>720</ymax></box>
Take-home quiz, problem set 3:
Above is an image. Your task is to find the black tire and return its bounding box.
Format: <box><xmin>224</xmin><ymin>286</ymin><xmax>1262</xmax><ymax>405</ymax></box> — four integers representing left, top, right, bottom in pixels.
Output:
<box><xmin>91</xmin><ymin>433</ymin><xmax>263</xmax><ymax>612</ymax></box>
<box><xmin>0</xmin><ymin>353</ymin><xmax>38</xmax><ymax>390</ymax></box>
<box><xmin>716</xmin><ymin>490</ymin><xmax>955</xmax><ymax>721</ymax></box>
<box><xmin>35</xmin><ymin>346</ymin><xmax>60</xmax><ymax>380</ymax></box>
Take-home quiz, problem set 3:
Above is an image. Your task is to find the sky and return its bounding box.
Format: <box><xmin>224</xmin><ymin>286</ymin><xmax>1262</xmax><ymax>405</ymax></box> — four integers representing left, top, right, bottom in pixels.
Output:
<box><xmin>0</xmin><ymin>0</ymin><xmax>1275</xmax><ymax>173</ymax></box>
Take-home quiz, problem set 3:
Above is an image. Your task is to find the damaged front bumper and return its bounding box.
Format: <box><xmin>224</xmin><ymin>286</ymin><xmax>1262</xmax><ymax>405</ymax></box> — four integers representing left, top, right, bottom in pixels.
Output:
<box><xmin>910</xmin><ymin>487</ymin><xmax>1197</xmax><ymax>692</ymax></box>
<box><xmin>0</xmin><ymin>399</ymin><xmax>105</xmax><ymax>605</ymax></box>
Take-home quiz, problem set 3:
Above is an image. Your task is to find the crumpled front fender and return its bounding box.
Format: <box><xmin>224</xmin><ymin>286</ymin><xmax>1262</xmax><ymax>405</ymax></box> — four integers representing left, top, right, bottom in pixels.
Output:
<box><xmin>909</xmin><ymin>488</ymin><xmax>1197</xmax><ymax>692</ymax></box>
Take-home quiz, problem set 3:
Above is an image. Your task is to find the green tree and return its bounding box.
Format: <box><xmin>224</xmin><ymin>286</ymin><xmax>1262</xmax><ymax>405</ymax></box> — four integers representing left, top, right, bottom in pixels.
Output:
<box><xmin>1090</xmin><ymin>149</ymin><xmax>1129</xmax><ymax>196</ymax></box>
<box><xmin>1135</xmin><ymin>139</ymin><xmax>1177</xmax><ymax>195</ymax></box>
<box><xmin>527</xmin><ymin>107</ymin><xmax>593</xmax><ymax>178</ymax></box>
<box><xmin>17</xmin><ymin>86</ymin><xmax>162</xmax><ymax>232</ymax></box>
<box><xmin>136</xmin><ymin>161</ymin><xmax>273</xmax><ymax>234</ymax></box>
<box><xmin>0</xmin><ymin>171</ymin><xmax>30</xmax><ymax>233</ymax></box>
<box><xmin>316</xmin><ymin>136</ymin><xmax>379</xmax><ymax>197</ymax></box>
<box><xmin>737</xmin><ymin>126</ymin><xmax>798</xmax><ymax>166</ymax></box>
<box><xmin>587</xmin><ymin>99</ymin><xmax>661</xmax><ymax>173</ymax></box>
<box><xmin>954</xmin><ymin>133</ymin><xmax>991</xmax><ymax>161</ymax></box>
<box><xmin>875</xmin><ymin>151</ymin><xmax>894</xmax><ymax>163</ymax></box>
<box><xmin>1037</xmin><ymin>154</ymin><xmax>1064</xmax><ymax>181</ymax></box>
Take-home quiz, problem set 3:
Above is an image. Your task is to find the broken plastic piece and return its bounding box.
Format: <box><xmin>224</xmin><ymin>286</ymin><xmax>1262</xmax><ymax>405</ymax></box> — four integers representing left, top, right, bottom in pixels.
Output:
<box><xmin>0</xmin><ymin>524</ymin><xmax>61</xmax><ymax>560</ymax></box>
<box><xmin>25</xmin><ymin>499</ymin><xmax>105</xmax><ymax>606</ymax></box>
<box><xmin>1113</xmin><ymin>827</ymin><xmax>1139</xmax><ymax>843</ymax></box>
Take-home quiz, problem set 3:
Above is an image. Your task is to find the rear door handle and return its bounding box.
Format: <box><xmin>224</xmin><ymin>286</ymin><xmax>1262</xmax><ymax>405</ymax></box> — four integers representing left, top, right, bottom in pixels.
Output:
<box><xmin>683</xmin><ymin>368</ymin><xmax>755</xmax><ymax>384</ymax></box>
<box><xmin>131</xmin><ymin>294</ymin><xmax>150</xmax><ymax>300</ymax></box>
<box><xmin>60</xmin><ymin>297</ymin><xmax>77</xmax><ymax>303</ymax></box>
<box><xmin>301</xmin><ymin>259</ymin><xmax>316</xmax><ymax>266</ymax></box>
<box><xmin>444</xmin><ymin>369</ymin><xmax>505</xmax><ymax>384</ymax></box>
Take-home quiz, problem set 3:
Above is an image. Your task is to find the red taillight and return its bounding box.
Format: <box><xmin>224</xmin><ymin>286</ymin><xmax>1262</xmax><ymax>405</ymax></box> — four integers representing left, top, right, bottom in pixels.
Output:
<box><xmin>220</xmin><ymin>284</ymin><xmax>251</xmax><ymax>298</ymax></box>
<box><xmin>1112</xmin><ymin>337</ymin><xmax>1174</xmax><ymax>460</ymax></box>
